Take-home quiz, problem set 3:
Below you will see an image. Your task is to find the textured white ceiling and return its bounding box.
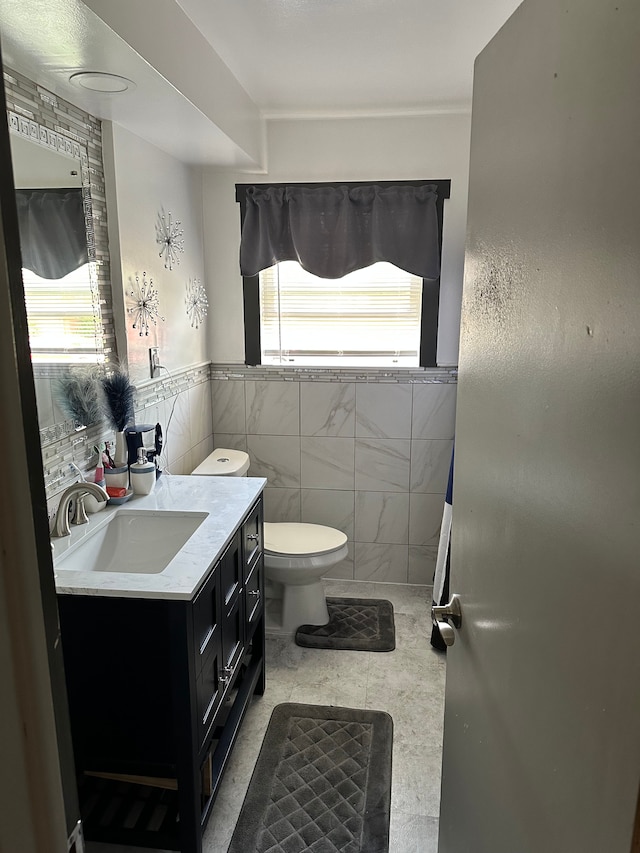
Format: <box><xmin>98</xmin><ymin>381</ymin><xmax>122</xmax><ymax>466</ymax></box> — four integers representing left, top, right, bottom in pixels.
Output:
<box><xmin>176</xmin><ymin>0</ymin><xmax>523</xmax><ymax>115</ymax></box>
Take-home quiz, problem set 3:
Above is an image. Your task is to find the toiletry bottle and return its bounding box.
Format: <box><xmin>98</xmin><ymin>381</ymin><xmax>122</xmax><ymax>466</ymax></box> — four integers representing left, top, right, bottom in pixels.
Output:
<box><xmin>130</xmin><ymin>447</ymin><xmax>156</xmax><ymax>495</ymax></box>
<box><xmin>85</xmin><ymin>461</ymin><xmax>107</xmax><ymax>514</ymax></box>
<box><xmin>94</xmin><ymin>462</ymin><xmax>105</xmax><ymax>488</ymax></box>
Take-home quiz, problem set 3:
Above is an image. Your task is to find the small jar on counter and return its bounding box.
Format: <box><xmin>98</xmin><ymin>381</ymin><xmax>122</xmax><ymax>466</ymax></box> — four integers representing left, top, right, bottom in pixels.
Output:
<box><xmin>130</xmin><ymin>448</ymin><xmax>156</xmax><ymax>495</ymax></box>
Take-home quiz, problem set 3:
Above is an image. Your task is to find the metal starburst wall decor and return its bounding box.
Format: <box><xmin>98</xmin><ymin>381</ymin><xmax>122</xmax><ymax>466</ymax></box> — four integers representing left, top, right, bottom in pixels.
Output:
<box><xmin>186</xmin><ymin>277</ymin><xmax>208</xmax><ymax>329</ymax></box>
<box><xmin>156</xmin><ymin>209</ymin><xmax>184</xmax><ymax>270</ymax></box>
<box><xmin>129</xmin><ymin>272</ymin><xmax>164</xmax><ymax>336</ymax></box>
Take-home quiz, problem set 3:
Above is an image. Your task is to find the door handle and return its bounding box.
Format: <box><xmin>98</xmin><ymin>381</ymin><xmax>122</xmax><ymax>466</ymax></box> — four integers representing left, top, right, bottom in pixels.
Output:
<box><xmin>431</xmin><ymin>594</ymin><xmax>462</xmax><ymax>647</ymax></box>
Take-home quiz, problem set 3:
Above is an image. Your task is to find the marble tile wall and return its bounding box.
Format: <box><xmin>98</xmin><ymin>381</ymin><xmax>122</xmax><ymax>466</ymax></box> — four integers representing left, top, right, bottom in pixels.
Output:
<box><xmin>133</xmin><ymin>363</ymin><xmax>214</xmax><ymax>477</ymax></box>
<box><xmin>211</xmin><ymin>367</ymin><xmax>456</xmax><ymax>585</ymax></box>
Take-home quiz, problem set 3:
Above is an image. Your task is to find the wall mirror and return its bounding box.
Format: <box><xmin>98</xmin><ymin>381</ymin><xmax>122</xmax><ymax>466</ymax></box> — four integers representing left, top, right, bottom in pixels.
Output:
<box><xmin>4</xmin><ymin>68</ymin><xmax>117</xmax><ymax>442</ymax></box>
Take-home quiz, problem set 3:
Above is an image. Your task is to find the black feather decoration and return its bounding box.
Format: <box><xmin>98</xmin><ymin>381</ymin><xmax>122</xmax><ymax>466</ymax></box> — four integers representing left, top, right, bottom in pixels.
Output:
<box><xmin>101</xmin><ymin>370</ymin><xmax>134</xmax><ymax>432</ymax></box>
<box><xmin>53</xmin><ymin>369</ymin><xmax>102</xmax><ymax>427</ymax></box>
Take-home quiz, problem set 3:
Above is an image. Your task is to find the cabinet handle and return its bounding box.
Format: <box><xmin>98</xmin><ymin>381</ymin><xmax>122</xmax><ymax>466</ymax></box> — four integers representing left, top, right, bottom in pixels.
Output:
<box><xmin>219</xmin><ymin>664</ymin><xmax>233</xmax><ymax>686</ymax></box>
<box><xmin>247</xmin><ymin>534</ymin><xmax>259</xmax><ymax>541</ymax></box>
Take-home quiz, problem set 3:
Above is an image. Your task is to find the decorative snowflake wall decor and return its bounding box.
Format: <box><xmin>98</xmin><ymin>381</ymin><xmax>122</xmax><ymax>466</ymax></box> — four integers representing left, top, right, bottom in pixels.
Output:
<box><xmin>156</xmin><ymin>209</ymin><xmax>184</xmax><ymax>270</ymax></box>
<box><xmin>128</xmin><ymin>272</ymin><xmax>164</xmax><ymax>336</ymax></box>
<box><xmin>186</xmin><ymin>277</ymin><xmax>208</xmax><ymax>329</ymax></box>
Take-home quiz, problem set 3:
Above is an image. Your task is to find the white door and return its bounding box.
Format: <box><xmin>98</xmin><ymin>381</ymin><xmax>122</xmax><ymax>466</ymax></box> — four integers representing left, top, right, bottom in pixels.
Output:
<box><xmin>438</xmin><ymin>1</ymin><xmax>640</xmax><ymax>851</ymax></box>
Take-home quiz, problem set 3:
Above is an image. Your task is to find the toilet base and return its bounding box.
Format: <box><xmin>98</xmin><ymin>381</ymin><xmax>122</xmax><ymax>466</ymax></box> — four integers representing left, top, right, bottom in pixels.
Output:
<box><xmin>279</xmin><ymin>579</ymin><xmax>329</xmax><ymax>635</ymax></box>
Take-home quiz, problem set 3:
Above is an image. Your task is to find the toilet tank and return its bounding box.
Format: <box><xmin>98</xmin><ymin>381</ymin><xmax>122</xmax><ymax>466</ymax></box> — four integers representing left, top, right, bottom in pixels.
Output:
<box><xmin>191</xmin><ymin>448</ymin><xmax>250</xmax><ymax>477</ymax></box>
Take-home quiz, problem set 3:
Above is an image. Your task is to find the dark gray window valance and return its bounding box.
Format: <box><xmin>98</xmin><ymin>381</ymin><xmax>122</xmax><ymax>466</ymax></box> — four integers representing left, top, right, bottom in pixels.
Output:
<box><xmin>15</xmin><ymin>188</ymin><xmax>88</xmax><ymax>280</ymax></box>
<box><xmin>239</xmin><ymin>183</ymin><xmax>441</xmax><ymax>280</ymax></box>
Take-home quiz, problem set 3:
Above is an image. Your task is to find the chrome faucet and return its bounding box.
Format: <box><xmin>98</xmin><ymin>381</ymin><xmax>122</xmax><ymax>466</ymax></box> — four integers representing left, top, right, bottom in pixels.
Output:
<box><xmin>53</xmin><ymin>482</ymin><xmax>109</xmax><ymax>537</ymax></box>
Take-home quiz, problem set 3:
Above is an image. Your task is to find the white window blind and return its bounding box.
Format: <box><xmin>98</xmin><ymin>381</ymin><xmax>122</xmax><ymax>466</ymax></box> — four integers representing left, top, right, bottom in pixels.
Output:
<box><xmin>22</xmin><ymin>262</ymin><xmax>104</xmax><ymax>364</ymax></box>
<box><xmin>259</xmin><ymin>261</ymin><xmax>423</xmax><ymax>367</ymax></box>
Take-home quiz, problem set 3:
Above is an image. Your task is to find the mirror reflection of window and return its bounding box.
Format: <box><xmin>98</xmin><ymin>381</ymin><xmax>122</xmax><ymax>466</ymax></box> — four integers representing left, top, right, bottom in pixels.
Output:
<box><xmin>10</xmin><ymin>134</ymin><xmax>105</xmax><ymax>367</ymax></box>
<box><xmin>21</xmin><ymin>263</ymin><xmax>103</xmax><ymax>364</ymax></box>
<box><xmin>15</xmin><ymin>186</ymin><xmax>102</xmax><ymax>364</ymax></box>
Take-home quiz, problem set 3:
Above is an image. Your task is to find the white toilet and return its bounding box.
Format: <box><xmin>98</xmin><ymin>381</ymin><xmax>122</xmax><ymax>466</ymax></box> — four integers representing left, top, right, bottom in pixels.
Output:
<box><xmin>262</xmin><ymin>521</ymin><xmax>348</xmax><ymax>633</ymax></box>
<box><xmin>192</xmin><ymin>449</ymin><xmax>348</xmax><ymax>634</ymax></box>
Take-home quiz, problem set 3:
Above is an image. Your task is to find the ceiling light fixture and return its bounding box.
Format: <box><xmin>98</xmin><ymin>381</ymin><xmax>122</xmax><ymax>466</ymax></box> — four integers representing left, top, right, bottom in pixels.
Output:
<box><xmin>69</xmin><ymin>72</ymin><xmax>136</xmax><ymax>94</ymax></box>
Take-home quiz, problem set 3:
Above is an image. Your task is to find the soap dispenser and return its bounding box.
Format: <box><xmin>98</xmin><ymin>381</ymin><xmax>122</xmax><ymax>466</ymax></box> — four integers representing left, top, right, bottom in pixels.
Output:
<box><xmin>130</xmin><ymin>447</ymin><xmax>156</xmax><ymax>495</ymax></box>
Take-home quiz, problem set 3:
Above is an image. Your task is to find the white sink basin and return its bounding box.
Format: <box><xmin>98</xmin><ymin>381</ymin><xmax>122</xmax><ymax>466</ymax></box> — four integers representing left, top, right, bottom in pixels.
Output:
<box><xmin>55</xmin><ymin>510</ymin><xmax>208</xmax><ymax>574</ymax></box>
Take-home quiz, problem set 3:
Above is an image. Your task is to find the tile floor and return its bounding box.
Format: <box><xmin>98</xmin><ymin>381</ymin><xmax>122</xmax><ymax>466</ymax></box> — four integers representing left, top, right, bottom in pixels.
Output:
<box><xmin>87</xmin><ymin>580</ymin><xmax>446</xmax><ymax>853</ymax></box>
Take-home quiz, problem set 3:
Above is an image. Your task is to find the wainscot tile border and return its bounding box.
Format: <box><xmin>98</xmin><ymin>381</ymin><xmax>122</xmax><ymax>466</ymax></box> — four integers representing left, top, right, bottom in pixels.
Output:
<box><xmin>210</xmin><ymin>364</ymin><xmax>458</xmax><ymax>384</ymax></box>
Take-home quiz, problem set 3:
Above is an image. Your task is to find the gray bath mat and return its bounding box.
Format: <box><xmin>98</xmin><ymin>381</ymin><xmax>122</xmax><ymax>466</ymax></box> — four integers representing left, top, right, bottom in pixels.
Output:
<box><xmin>227</xmin><ymin>702</ymin><xmax>393</xmax><ymax>853</ymax></box>
<box><xmin>295</xmin><ymin>598</ymin><xmax>395</xmax><ymax>652</ymax></box>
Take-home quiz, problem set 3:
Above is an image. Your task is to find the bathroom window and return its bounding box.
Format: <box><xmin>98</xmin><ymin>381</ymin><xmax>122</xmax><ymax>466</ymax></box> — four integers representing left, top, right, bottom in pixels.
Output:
<box><xmin>259</xmin><ymin>260</ymin><xmax>423</xmax><ymax>367</ymax></box>
<box><xmin>237</xmin><ymin>180</ymin><xmax>450</xmax><ymax>368</ymax></box>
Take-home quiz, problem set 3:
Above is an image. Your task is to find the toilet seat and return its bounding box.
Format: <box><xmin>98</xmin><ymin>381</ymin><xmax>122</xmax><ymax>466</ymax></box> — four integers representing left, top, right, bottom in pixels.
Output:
<box><xmin>263</xmin><ymin>522</ymin><xmax>347</xmax><ymax>558</ymax></box>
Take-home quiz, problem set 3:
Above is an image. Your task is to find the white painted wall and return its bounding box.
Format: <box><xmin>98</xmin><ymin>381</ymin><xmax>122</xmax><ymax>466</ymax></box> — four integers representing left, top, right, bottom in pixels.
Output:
<box><xmin>103</xmin><ymin>122</ymin><xmax>208</xmax><ymax>385</ymax></box>
<box><xmin>203</xmin><ymin>112</ymin><xmax>472</xmax><ymax>366</ymax></box>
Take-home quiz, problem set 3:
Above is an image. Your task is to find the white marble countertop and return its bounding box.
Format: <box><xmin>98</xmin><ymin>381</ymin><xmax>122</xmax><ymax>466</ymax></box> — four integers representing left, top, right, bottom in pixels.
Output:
<box><xmin>53</xmin><ymin>474</ymin><xmax>266</xmax><ymax>601</ymax></box>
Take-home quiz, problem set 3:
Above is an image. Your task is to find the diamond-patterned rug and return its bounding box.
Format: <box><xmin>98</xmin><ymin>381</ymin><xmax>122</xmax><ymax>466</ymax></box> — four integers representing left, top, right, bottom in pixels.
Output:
<box><xmin>227</xmin><ymin>703</ymin><xmax>393</xmax><ymax>853</ymax></box>
<box><xmin>295</xmin><ymin>598</ymin><xmax>395</xmax><ymax>652</ymax></box>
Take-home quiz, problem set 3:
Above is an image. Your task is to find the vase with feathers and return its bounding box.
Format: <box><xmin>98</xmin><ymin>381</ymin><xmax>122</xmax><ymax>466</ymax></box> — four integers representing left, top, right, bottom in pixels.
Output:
<box><xmin>101</xmin><ymin>370</ymin><xmax>134</xmax><ymax>467</ymax></box>
<box><xmin>53</xmin><ymin>368</ymin><xmax>102</xmax><ymax>429</ymax></box>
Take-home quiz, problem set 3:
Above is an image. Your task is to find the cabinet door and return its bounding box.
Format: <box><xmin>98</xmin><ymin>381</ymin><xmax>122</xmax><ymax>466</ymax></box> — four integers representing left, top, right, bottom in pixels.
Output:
<box><xmin>193</xmin><ymin>565</ymin><xmax>219</xmax><ymax>673</ymax></box>
<box><xmin>220</xmin><ymin>532</ymin><xmax>244</xmax><ymax>677</ymax></box>
<box><xmin>193</xmin><ymin>565</ymin><xmax>224</xmax><ymax>745</ymax></box>
<box><xmin>220</xmin><ymin>531</ymin><xmax>242</xmax><ymax>610</ymax></box>
<box><xmin>221</xmin><ymin>592</ymin><xmax>244</xmax><ymax>677</ymax></box>
<box><xmin>196</xmin><ymin>642</ymin><xmax>225</xmax><ymax>745</ymax></box>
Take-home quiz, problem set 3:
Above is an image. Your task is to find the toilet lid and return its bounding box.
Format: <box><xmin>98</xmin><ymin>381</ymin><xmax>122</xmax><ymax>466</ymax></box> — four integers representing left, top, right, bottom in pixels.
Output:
<box><xmin>191</xmin><ymin>448</ymin><xmax>249</xmax><ymax>476</ymax></box>
<box><xmin>263</xmin><ymin>522</ymin><xmax>347</xmax><ymax>557</ymax></box>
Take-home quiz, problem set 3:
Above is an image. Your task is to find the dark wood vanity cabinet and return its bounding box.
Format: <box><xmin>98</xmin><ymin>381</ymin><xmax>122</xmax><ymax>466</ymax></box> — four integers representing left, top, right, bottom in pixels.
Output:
<box><xmin>57</xmin><ymin>497</ymin><xmax>265</xmax><ymax>853</ymax></box>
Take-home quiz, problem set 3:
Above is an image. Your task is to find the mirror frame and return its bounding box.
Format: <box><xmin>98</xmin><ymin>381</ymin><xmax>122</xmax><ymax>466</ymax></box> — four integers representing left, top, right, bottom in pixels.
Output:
<box><xmin>3</xmin><ymin>67</ymin><xmax>117</xmax><ymax>444</ymax></box>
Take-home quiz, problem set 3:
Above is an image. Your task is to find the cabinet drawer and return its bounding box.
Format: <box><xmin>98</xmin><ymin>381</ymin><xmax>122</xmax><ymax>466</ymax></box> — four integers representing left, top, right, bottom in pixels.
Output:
<box><xmin>197</xmin><ymin>645</ymin><xmax>224</xmax><ymax>745</ymax></box>
<box><xmin>242</xmin><ymin>500</ymin><xmax>263</xmax><ymax>579</ymax></box>
<box><xmin>245</xmin><ymin>556</ymin><xmax>264</xmax><ymax>633</ymax></box>
<box><xmin>193</xmin><ymin>566</ymin><xmax>219</xmax><ymax>670</ymax></box>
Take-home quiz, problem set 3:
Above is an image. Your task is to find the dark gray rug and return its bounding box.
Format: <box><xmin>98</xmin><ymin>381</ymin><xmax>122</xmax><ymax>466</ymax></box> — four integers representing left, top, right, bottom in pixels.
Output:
<box><xmin>227</xmin><ymin>703</ymin><xmax>393</xmax><ymax>853</ymax></box>
<box><xmin>295</xmin><ymin>598</ymin><xmax>395</xmax><ymax>652</ymax></box>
